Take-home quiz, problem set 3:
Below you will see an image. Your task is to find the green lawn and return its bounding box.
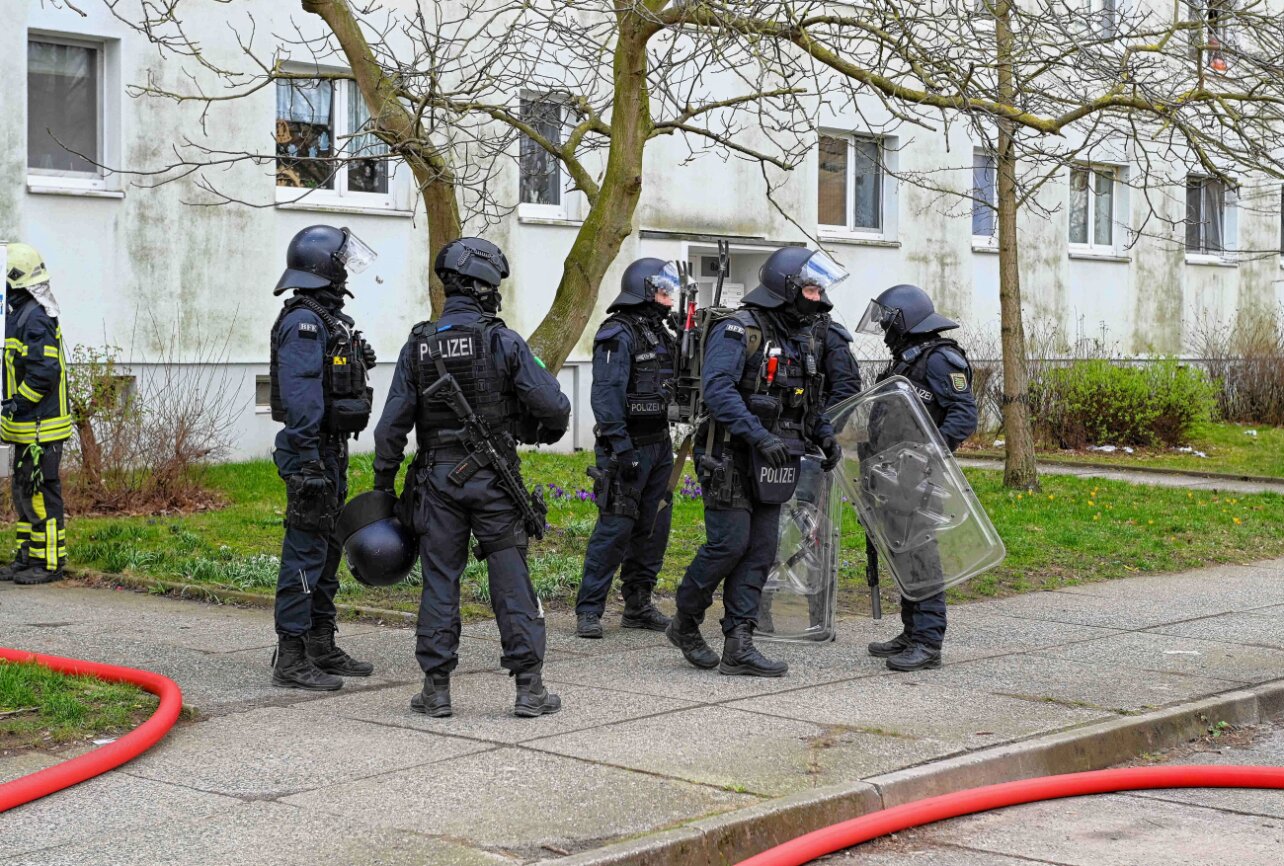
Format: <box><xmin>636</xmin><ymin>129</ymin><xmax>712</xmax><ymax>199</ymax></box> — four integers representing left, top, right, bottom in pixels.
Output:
<box><xmin>967</xmin><ymin>422</ymin><xmax>1284</xmax><ymax>479</ymax></box>
<box><xmin>0</xmin><ymin>660</ymin><xmax>156</xmax><ymax>754</ymax></box>
<box><xmin>52</xmin><ymin>451</ymin><xmax>1284</xmax><ymax>617</ymax></box>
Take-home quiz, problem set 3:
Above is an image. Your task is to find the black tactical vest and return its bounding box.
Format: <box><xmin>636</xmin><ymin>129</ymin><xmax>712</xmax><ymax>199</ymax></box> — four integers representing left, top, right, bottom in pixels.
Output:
<box><xmin>727</xmin><ymin>309</ymin><xmax>825</xmax><ymax>452</ymax></box>
<box><xmin>412</xmin><ymin>317</ymin><xmax>521</xmax><ymax>442</ymax></box>
<box><xmin>609</xmin><ymin>311</ymin><xmax>677</xmax><ymax>438</ymax></box>
<box><xmin>269</xmin><ymin>296</ymin><xmax>373</xmax><ymax>436</ymax></box>
<box><xmin>878</xmin><ymin>337</ymin><xmax>968</xmax><ymax>429</ymax></box>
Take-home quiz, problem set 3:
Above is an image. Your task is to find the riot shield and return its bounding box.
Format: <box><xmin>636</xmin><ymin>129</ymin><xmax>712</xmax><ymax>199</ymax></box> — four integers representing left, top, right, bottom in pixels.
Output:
<box><xmin>758</xmin><ymin>453</ymin><xmax>840</xmax><ymax>642</ymax></box>
<box><xmin>829</xmin><ymin>376</ymin><xmax>1005</xmax><ymax>602</ymax></box>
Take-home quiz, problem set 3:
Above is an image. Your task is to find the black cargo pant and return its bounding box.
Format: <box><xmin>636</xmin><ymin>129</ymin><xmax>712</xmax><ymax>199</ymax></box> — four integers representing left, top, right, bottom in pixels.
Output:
<box><xmin>675</xmin><ymin>453</ymin><xmax>782</xmax><ymax>635</ymax></box>
<box><xmin>274</xmin><ymin>443</ymin><xmax>347</xmax><ymax>636</ymax></box>
<box><xmin>413</xmin><ymin>459</ymin><xmax>546</xmax><ymax>676</ymax></box>
<box><xmin>576</xmin><ymin>438</ymin><xmax>673</xmax><ymax>616</ymax></box>
<box><xmin>11</xmin><ymin>440</ymin><xmax>66</xmax><ymax>572</ymax></box>
<box><xmin>889</xmin><ymin>538</ymin><xmax>947</xmax><ymax>649</ymax></box>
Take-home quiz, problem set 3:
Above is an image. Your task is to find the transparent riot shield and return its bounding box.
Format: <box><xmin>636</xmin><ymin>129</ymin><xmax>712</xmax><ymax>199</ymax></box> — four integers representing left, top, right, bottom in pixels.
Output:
<box><xmin>829</xmin><ymin>376</ymin><xmax>1005</xmax><ymax>602</ymax></box>
<box><xmin>758</xmin><ymin>453</ymin><xmax>841</xmax><ymax>642</ymax></box>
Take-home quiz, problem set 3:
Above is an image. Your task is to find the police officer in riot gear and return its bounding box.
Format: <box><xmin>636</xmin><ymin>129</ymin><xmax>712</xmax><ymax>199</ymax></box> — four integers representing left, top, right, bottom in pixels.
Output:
<box><xmin>576</xmin><ymin>258</ymin><xmax>681</xmax><ymax>639</ymax></box>
<box><xmin>858</xmin><ymin>283</ymin><xmax>977</xmax><ymax>671</ymax></box>
<box><xmin>373</xmin><ymin>237</ymin><xmax>571</xmax><ymax>718</ymax></box>
<box><xmin>2</xmin><ymin>243</ymin><xmax>71</xmax><ymax>585</ymax></box>
<box><xmin>270</xmin><ymin>224</ymin><xmax>378</xmax><ymax>690</ymax></box>
<box><xmin>668</xmin><ymin>246</ymin><xmax>862</xmax><ymax>676</ymax></box>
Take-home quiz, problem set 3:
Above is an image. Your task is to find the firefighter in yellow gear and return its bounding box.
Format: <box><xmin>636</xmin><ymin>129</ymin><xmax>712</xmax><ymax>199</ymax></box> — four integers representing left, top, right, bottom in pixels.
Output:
<box><xmin>2</xmin><ymin>243</ymin><xmax>70</xmax><ymax>584</ymax></box>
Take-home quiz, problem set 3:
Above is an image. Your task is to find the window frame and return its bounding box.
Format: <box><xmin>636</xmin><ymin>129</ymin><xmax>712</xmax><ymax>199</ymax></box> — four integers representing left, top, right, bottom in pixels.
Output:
<box><xmin>26</xmin><ymin>32</ymin><xmax>115</xmax><ymax>194</ymax></box>
<box><xmin>817</xmin><ymin>131</ymin><xmax>891</xmax><ymax>240</ymax></box>
<box><xmin>971</xmin><ymin>150</ymin><xmax>998</xmax><ymax>245</ymax></box>
<box><xmin>516</xmin><ymin>94</ymin><xmax>570</xmax><ymax>221</ymax></box>
<box><xmin>255</xmin><ymin>375</ymin><xmax>273</xmax><ymax>414</ymax></box>
<box><xmin>274</xmin><ymin>73</ymin><xmax>403</xmax><ymax>213</ymax></box>
<box><xmin>1067</xmin><ymin>162</ymin><xmax>1121</xmax><ymax>255</ymax></box>
<box><xmin>1184</xmin><ymin>173</ymin><xmax>1238</xmax><ymax>262</ymax></box>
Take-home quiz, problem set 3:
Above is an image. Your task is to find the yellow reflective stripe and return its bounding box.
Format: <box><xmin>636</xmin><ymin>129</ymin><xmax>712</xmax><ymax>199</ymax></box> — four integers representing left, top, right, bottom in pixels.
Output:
<box><xmin>32</xmin><ymin>492</ymin><xmax>46</xmax><ymax>522</ymax></box>
<box><xmin>4</xmin><ymin>339</ymin><xmax>25</xmax><ymax>353</ymax></box>
<box><xmin>29</xmin><ymin>532</ymin><xmax>46</xmax><ymax>541</ymax></box>
<box><xmin>17</xmin><ymin>382</ymin><xmax>43</xmax><ymax>402</ymax></box>
<box><xmin>42</xmin><ymin>346</ymin><xmax>59</xmax><ymax>358</ymax></box>
<box><xmin>45</xmin><ymin>519</ymin><xmax>57</xmax><ymax>569</ymax></box>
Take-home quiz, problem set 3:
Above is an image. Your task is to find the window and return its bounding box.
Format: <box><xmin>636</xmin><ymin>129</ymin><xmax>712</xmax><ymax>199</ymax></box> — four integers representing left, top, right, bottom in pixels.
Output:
<box><xmin>1278</xmin><ymin>186</ymin><xmax>1283</xmax><ymax>258</ymax></box>
<box><xmin>972</xmin><ymin>152</ymin><xmax>997</xmax><ymax>238</ymax></box>
<box><xmin>27</xmin><ymin>38</ymin><xmax>102</xmax><ymax>177</ymax></box>
<box><xmin>1187</xmin><ymin>1</ymin><xmax>1235</xmax><ymax>72</ymax></box>
<box><xmin>255</xmin><ymin>375</ymin><xmax>272</xmax><ymax>412</ymax></box>
<box><xmin>818</xmin><ymin>134</ymin><xmax>883</xmax><ymax>233</ymax></box>
<box><xmin>1186</xmin><ymin>175</ymin><xmax>1232</xmax><ymax>255</ymax></box>
<box><xmin>275</xmin><ymin>77</ymin><xmax>391</xmax><ymax>202</ymax></box>
<box><xmin>519</xmin><ymin>97</ymin><xmax>564</xmax><ymax>208</ymax></box>
<box><xmin>1068</xmin><ymin>164</ymin><xmax>1117</xmax><ymax>250</ymax></box>
<box><xmin>1088</xmin><ymin>0</ymin><xmax>1120</xmax><ymax>35</ymax></box>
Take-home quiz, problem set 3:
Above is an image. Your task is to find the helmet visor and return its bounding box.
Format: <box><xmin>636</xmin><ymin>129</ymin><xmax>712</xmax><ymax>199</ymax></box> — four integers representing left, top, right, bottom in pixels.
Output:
<box><xmin>795</xmin><ymin>251</ymin><xmax>849</xmax><ymax>292</ymax></box>
<box><xmin>338</xmin><ymin>229</ymin><xmax>377</xmax><ymax>274</ymax></box>
<box><xmin>856</xmin><ymin>299</ymin><xmax>890</xmax><ymax>336</ymax></box>
<box><xmin>644</xmin><ymin>261</ymin><xmax>684</xmax><ymax>299</ymax></box>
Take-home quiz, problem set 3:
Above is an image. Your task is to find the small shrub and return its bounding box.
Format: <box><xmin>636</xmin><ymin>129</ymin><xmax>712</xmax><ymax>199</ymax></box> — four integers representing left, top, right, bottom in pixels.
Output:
<box><xmin>1191</xmin><ymin>309</ymin><xmax>1284</xmax><ymax>425</ymax></box>
<box><xmin>1032</xmin><ymin>358</ymin><xmax>1215</xmax><ymax>449</ymax></box>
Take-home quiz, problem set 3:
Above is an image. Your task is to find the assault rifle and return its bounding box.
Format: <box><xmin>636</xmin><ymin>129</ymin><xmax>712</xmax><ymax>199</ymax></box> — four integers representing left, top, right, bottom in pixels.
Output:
<box><xmin>421</xmin><ymin>373</ymin><xmax>548</xmax><ymax>540</ymax></box>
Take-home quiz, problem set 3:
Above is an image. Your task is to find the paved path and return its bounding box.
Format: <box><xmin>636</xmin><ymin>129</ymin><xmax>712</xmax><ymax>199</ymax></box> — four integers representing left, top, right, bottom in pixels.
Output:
<box><xmin>956</xmin><ymin>457</ymin><xmax>1284</xmax><ymax>495</ymax></box>
<box><xmin>2</xmin><ymin>559</ymin><xmax>1284</xmax><ymax>865</ymax></box>
<box><xmin>823</xmin><ymin>722</ymin><xmax>1284</xmax><ymax>865</ymax></box>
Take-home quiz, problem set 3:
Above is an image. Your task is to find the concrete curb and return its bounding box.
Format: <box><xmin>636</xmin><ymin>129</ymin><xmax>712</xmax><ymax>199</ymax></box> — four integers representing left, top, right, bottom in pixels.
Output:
<box><xmin>543</xmin><ymin>679</ymin><xmax>1284</xmax><ymax>866</ymax></box>
<box><xmin>958</xmin><ymin>453</ymin><xmax>1284</xmax><ymax>488</ymax></box>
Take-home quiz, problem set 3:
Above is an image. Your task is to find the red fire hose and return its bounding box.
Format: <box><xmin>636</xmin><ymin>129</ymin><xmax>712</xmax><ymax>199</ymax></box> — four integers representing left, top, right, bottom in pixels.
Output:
<box><xmin>0</xmin><ymin>647</ymin><xmax>183</xmax><ymax>813</ymax></box>
<box><xmin>735</xmin><ymin>764</ymin><xmax>1284</xmax><ymax>865</ymax></box>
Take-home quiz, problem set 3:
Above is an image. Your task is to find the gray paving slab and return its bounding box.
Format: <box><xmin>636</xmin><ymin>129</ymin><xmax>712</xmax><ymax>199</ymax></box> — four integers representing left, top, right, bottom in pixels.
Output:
<box><xmin>2</xmin><ymin>800</ymin><xmax>506</xmax><ymax>866</ymax></box>
<box><xmin>724</xmin><ymin>677</ymin><xmax>1113</xmax><ymax>748</ymax></box>
<box><xmin>291</xmin><ymin>669</ymin><xmax>698</xmax><ymax>744</ymax></box>
<box><xmin>821</xmin><ymin>842</ymin><xmax>1040</xmax><ymax>865</ymax></box>
<box><xmin>126</xmin><ymin>704</ymin><xmax>492</xmax><ymax>798</ymax></box>
<box><xmin>1145</xmin><ymin>611</ymin><xmax>1284</xmax><ymax>650</ymax></box>
<box><xmin>1043</xmin><ymin>631</ymin><xmax>1284</xmax><ymax>685</ymax></box>
<box><xmin>0</xmin><ymin>752</ymin><xmax>57</xmax><ymax>784</ymax></box>
<box><xmin>909</xmin><ymin>792</ymin><xmax>1284</xmax><ymax>866</ymax></box>
<box><xmin>895</xmin><ymin>652</ymin><xmax>1240</xmax><ymax>713</ymax></box>
<box><xmin>0</xmin><ymin>585</ymin><xmax>132</xmax><ymax>627</ymax></box>
<box><xmin>1055</xmin><ymin>563</ymin><xmax>1284</xmax><ymax>609</ymax></box>
<box><xmin>0</xmin><ymin>772</ymin><xmax>239</xmax><ymax>857</ymax></box>
<box><xmin>462</xmin><ymin>610</ymin><xmax>659</xmax><ymax>656</ymax></box>
<box><xmin>283</xmin><ymin>746</ymin><xmax>753</xmax><ymax>854</ymax></box>
<box><xmin>967</xmin><ymin>586</ymin><xmax>1244</xmax><ymax>630</ymax></box>
<box><xmin>524</xmin><ymin>704</ymin><xmax>952</xmax><ymax>797</ymax></box>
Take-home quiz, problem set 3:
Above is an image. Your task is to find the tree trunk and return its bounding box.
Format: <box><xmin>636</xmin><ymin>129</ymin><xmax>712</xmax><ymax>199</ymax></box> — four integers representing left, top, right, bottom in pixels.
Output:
<box><xmin>304</xmin><ymin>0</ymin><xmax>460</xmax><ymax>318</ymax></box>
<box><xmin>526</xmin><ymin>10</ymin><xmax>656</xmax><ymax>373</ymax></box>
<box><xmin>994</xmin><ymin>1</ymin><xmax>1039</xmax><ymax>490</ymax></box>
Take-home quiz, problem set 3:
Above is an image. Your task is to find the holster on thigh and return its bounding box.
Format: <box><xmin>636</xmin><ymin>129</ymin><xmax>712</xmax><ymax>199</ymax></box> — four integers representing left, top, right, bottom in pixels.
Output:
<box><xmin>472</xmin><ymin>524</ymin><xmax>529</xmax><ymax>563</ymax></box>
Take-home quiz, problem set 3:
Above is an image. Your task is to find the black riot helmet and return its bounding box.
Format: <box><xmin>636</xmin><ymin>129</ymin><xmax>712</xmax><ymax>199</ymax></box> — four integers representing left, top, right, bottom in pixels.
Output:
<box><xmin>336</xmin><ymin>491</ymin><xmax>417</xmax><ymax>587</ymax></box>
<box><xmin>743</xmin><ymin>246</ymin><xmax>847</xmax><ymax>311</ymax></box>
<box><xmin>435</xmin><ymin>237</ymin><xmax>510</xmax><ymax>312</ymax></box>
<box><xmin>856</xmin><ymin>284</ymin><xmax>958</xmax><ymax>344</ymax></box>
<box><xmin>607</xmin><ymin>258</ymin><xmax>683</xmax><ymax>312</ymax></box>
<box><xmin>274</xmin><ymin>225</ymin><xmax>377</xmax><ymax>296</ymax></box>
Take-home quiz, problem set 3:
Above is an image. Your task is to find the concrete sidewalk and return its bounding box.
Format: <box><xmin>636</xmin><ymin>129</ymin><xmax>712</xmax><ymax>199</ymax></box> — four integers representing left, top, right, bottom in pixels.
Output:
<box><xmin>956</xmin><ymin>456</ymin><xmax>1284</xmax><ymax>495</ymax></box>
<box><xmin>2</xmin><ymin>560</ymin><xmax>1284</xmax><ymax>865</ymax></box>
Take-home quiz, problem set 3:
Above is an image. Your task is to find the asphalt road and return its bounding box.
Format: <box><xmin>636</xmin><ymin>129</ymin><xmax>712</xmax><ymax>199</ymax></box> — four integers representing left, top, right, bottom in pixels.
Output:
<box><xmin>821</xmin><ymin>723</ymin><xmax>1284</xmax><ymax>866</ymax></box>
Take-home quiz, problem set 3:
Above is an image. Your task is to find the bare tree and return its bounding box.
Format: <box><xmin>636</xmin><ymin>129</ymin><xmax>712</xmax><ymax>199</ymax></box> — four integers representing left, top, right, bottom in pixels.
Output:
<box><xmin>675</xmin><ymin>0</ymin><xmax>1284</xmax><ymax>489</ymax></box>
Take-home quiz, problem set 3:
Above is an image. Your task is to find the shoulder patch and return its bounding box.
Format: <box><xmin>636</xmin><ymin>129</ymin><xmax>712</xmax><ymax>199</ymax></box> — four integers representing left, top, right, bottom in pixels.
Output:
<box><xmin>722</xmin><ymin>322</ymin><xmax>746</xmax><ymax>341</ymax></box>
<box><xmin>297</xmin><ymin>321</ymin><xmax>319</xmax><ymax>339</ymax></box>
<box><xmin>938</xmin><ymin>348</ymin><xmax>968</xmax><ymax>369</ymax></box>
<box><xmin>950</xmin><ymin>372</ymin><xmax>968</xmax><ymax>392</ymax></box>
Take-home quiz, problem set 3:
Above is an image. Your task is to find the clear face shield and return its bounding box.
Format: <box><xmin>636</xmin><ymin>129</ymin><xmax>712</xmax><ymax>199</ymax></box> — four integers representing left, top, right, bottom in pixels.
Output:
<box><xmin>795</xmin><ymin>251</ymin><xmax>849</xmax><ymax>293</ymax></box>
<box><xmin>856</xmin><ymin>299</ymin><xmax>894</xmax><ymax>336</ymax></box>
<box><xmin>338</xmin><ymin>228</ymin><xmax>378</xmax><ymax>275</ymax></box>
<box><xmin>645</xmin><ymin>262</ymin><xmax>683</xmax><ymax>307</ymax></box>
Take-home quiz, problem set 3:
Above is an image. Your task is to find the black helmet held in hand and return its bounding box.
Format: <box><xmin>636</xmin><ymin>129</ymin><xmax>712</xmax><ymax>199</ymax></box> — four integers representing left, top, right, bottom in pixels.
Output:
<box><xmin>856</xmin><ymin>284</ymin><xmax>958</xmax><ymax>344</ymax></box>
<box><xmin>607</xmin><ymin>258</ymin><xmax>683</xmax><ymax>312</ymax></box>
<box><xmin>336</xmin><ymin>491</ymin><xmax>416</xmax><ymax>587</ymax></box>
<box><xmin>274</xmin><ymin>225</ymin><xmax>378</xmax><ymax>295</ymax></box>
<box><xmin>743</xmin><ymin>246</ymin><xmax>847</xmax><ymax>312</ymax></box>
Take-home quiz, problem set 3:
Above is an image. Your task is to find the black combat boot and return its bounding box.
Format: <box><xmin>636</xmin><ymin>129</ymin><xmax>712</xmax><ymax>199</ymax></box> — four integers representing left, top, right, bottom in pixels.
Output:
<box><xmin>0</xmin><ymin>558</ymin><xmax>29</xmax><ymax>582</ymax></box>
<box><xmin>409</xmin><ymin>673</ymin><xmax>453</xmax><ymax>717</ymax></box>
<box><xmin>272</xmin><ymin>635</ymin><xmax>343</xmax><ymax>691</ymax></box>
<box><xmin>719</xmin><ymin>623</ymin><xmax>788</xmax><ymax>677</ymax></box>
<box><xmin>665</xmin><ymin>612</ymin><xmax>719</xmax><ymax>670</ymax></box>
<box><xmin>513</xmin><ymin>671</ymin><xmax>561</xmax><ymax>718</ymax></box>
<box><xmin>576</xmin><ymin>612</ymin><xmax>604</xmax><ymax>639</ymax></box>
<box><xmin>13</xmin><ymin>565</ymin><xmax>63</xmax><ymax>585</ymax></box>
<box><xmin>304</xmin><ymin>620</ymin><xmax>375</xmax><ymax>677</ymax></box>
<box><xmin>621</xmin><ymin>586</ymin><xmax>671</xmax><ymax>632</ymax></box>
<box><xmin>867</xmin><ymin>631</ymin><xmax>914</xmax><ymax>659</ymax></box>
<box><xmin>886</xmin><ymin>643</ymin><xmax>942</xmax><ymax>672</ymax></box>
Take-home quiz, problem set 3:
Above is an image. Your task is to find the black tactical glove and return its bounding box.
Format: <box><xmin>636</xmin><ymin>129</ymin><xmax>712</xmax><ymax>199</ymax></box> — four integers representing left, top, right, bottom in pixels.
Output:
<box><xmin>755</xmin><ymin>434</ymin><xmax>790</xmax><ymax>470</ymax></box>
<box><xmin>820</xmin><ymin>436</ymin><xmax>843</xmax><ymax>473</ymax></box>
<box><xmin>615</xmin><ymin>448</ymin><xmax>640</xmax><ymax>482</ymax></box>
<box><xmin>297</xmin><ymin>460</ymin><xmax>330</xmax><ymax>496</ymax></box>
<box><xmin>536</xmin><ymin>423</ymin><xmax>567</xmax><ymax>445</ymax></box>
<box><xmin>373</xmin><ymin>470</ymin><xmax>397</xmax><ymax>496</ymax></box>
<box><xmin>360</xmin><ymin>341</ymin><xmax>377</xmax><ymax>369</ymax></box>
<box><xmin>1</xmin><ymin>399</ymin><xmax>15</xmax><ymax>420</ymax></box>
